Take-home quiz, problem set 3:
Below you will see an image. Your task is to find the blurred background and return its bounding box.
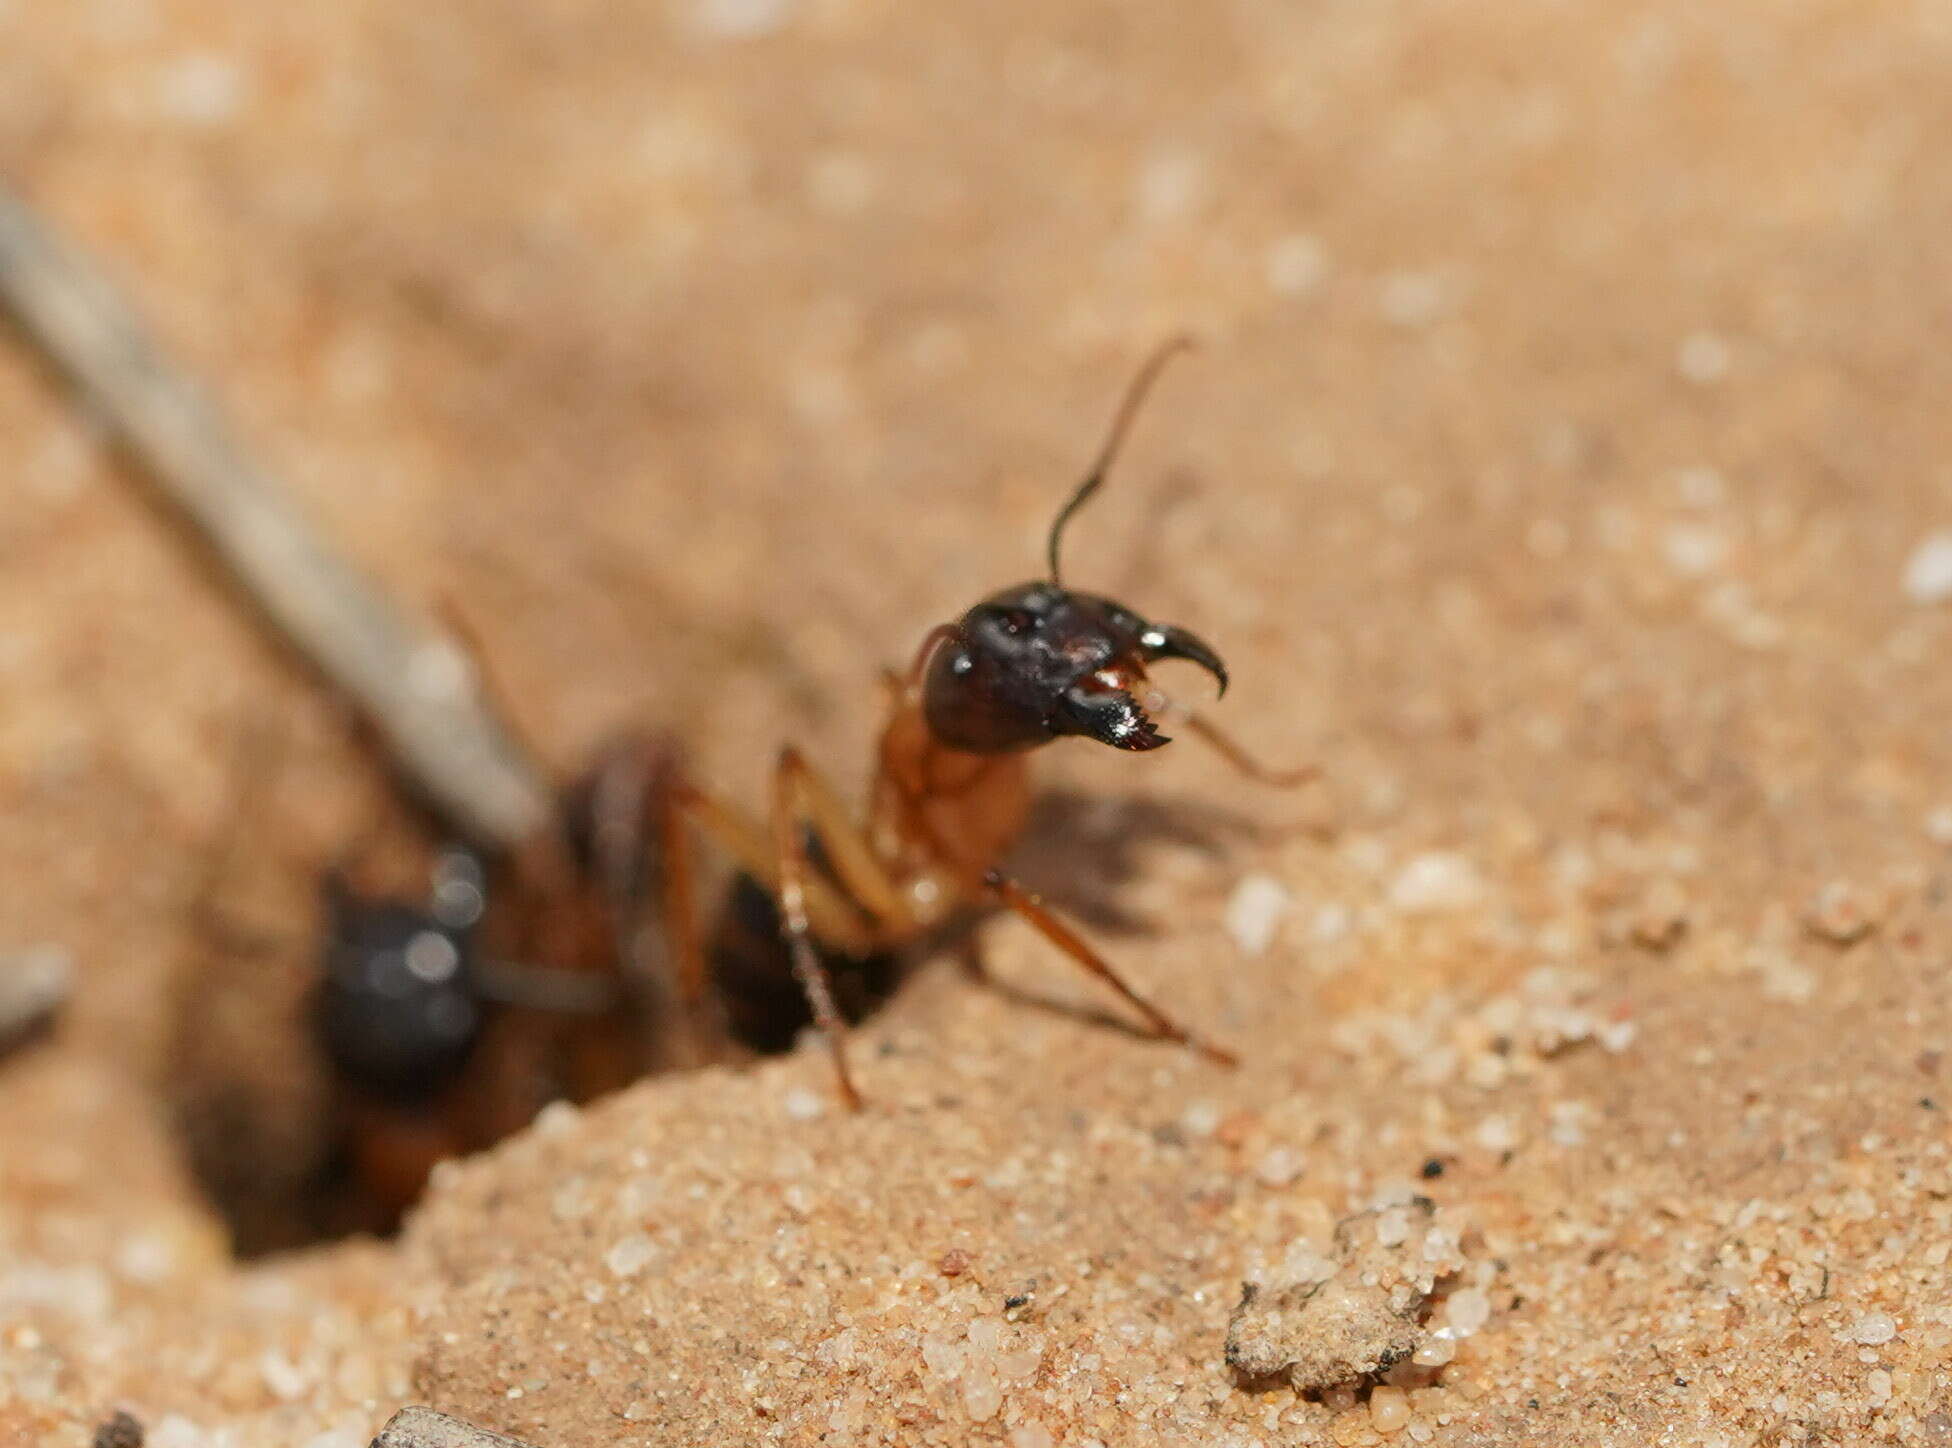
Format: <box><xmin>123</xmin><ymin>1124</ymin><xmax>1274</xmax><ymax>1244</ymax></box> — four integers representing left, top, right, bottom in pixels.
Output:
<box><xmin>4</xmin><ymin>0</ymin><xmax>1952</xmax><ymax>1436</ymax></box>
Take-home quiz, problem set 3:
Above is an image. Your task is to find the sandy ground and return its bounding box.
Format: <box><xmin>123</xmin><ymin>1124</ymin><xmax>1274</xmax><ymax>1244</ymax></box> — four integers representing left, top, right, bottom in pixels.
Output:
<box><xmin>4</xmin><ymin>0</ymin><xmax>1952</xmax><ymax>1443</ymax></box>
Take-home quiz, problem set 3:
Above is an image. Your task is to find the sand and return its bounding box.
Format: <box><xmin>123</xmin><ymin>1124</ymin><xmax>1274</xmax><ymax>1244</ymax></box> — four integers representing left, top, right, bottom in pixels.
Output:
<box><xmin>3</xmin><ymin>0</ymin><xmax>1952</xmax><ymax>1443</ymax></box>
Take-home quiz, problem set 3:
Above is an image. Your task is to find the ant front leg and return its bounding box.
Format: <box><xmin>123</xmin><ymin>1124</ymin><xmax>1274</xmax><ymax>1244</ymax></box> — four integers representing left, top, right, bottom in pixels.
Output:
<box><xmin>770</xmin><ymin>754</ymin><xmax>861</xmax><ymax>1110</ymax></box>
<box><xmin>658</xmin><ymin>762</ymin><xmax>887</xmax><ymax>1081</ymax></box>
<box><xmin>767</xmin><ymin>746</ymin><xmax>922</xmax><ymax>1110</ymax></box>
<box><xmin>980</xmin><ymin>870</ymin><xmax>1239</xmax><ymax>1068</ymax></box>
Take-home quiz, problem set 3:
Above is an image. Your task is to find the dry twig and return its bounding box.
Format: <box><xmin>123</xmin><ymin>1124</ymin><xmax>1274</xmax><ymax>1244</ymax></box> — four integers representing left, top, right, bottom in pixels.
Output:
<box><xmin>0</xmin><ymin>181</ymin><xmax>550</xmax><ymax>848</ymax></box>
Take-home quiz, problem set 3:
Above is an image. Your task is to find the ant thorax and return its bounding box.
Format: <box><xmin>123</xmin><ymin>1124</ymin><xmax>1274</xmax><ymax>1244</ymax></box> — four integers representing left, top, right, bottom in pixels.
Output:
<box><xmin>874</xmin><ymin>686</ymin><xmax>1034</xmax><ymax>907</ymax></box>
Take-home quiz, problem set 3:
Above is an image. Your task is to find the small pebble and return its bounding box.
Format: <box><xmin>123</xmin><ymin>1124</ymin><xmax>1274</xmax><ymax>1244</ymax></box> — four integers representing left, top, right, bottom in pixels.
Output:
<box><xmin>1179</xmin><ymin>1100</ymin><xmax>1222</xmax><ymax>1139</ymax></box>
<box><xmin>1903</xmin><ymin>533</ymin><xmax>1952</xmax><ymax>604</ymax></box>
<box><xmin>1674</xmin><ymin>464</ymin><xmax>1727</xmax><ymax>508</ymax></box>
<box><xmin>1925</xmin><ymin>806</ymin><xmax>1952</xmax><ymax>846</ymax></box>
<box><xmin>1805</xmin><ymin>881</ymin><xmax>1874</xmax><ymax>945</ymax></box>
<box><xmin>1369</xmin><ymin>1385</ymin><xmax>1412</xmax><ymax>1434</ymax></box>
<box><xmin>1411</xmin><ymin>1335</ymin><xmax>1456</xmax><ymax>1367</ymax></box>
<box><xmin>1444</xmin><ymin>1288</ymin><xmax>1491</xmax><ymax>1337</ymax></box>
<box><xmin>372</xmin><ymin>1407</ymin><xmax>542</xmax><ymax>1448</ymax></box>
<box><xmin>961</xmin><ymin>1363</ymin><xmax>1003</xmax><ymax>1421</ymax></box>
<box><xmin>147</xmin><ymin>1420</ymin><xmax>208</xmax><ymax>1448</ymax></box>
<box><xmin>1846</xmin><ymin>1310</ymin><xmax>1897</xmax><ymax>1346</ymax></box>
<box><xmin>805</xmin><ymin>151</ymin><xmax>876</xmax><ymax>215</ymax></box>
<box><xmin>1663</xmin><ymin>522</ymin><xmax>1727</xmax><ymax>577</ymax></box>
<box><xmin>258</xmin><ymin>1348</ymin><xmax>309</xmax><ymax>1400</ymax></box>
<box><xmin>0</xmin><ymin>945</ymin><xmax>72</xmax><ymax>1053</ymax></box>
<box><xmin>1389</xmin><ymin>854</ymin><xmax>1484</xmax><ymax>915</ymax></box>
<box><xmin>1379</xmin><ymin>271</ymin><xmax>1450</xmax><ymax>328</ymax></box>
<box><xmin>1255</xmin><ymin>1146</ymin><xmax>1305</xmax><ymax>1187</ymax></box>
<box><xmin>1311</xmin><ymin>902</ymin><xmax>1353</xmax><ymax>943</ymax></box>
<box><xmin>1374</xmin><ymin>1207</ymin><xmax>1413</xmax><ymax>1247</ymax></box>
<box><xmin>692</xmin><ymin>0</ymin><xmax>792</xmax><ymax>39</ymax></box>
<box><xmin>1265</xmin><ymin>234</ymin><xmax>1329</xmax><ymax>296</ymax></box>
<box><xmin>1225</xmin><ymin>874</ymin><xmax>1291</xmax><ymax>956</ymax></box>
<box><xmin>604</xmin><ymin>1233</ymin><xmax>656</xmax><ymax>1279</ymax></box>
<box><xmin>154</xmin><ymin>53</ymin><xmax>247</xmax><ymax>126</ymax></box>
<box><xmin>921</xmin><ymin>1331</ymin><xmax>964</xmax><ymax>1380</ymax></box>
<box><xmin>783</xmin><ymin>1086</ymin><xmax>826</xmax><ymax>1122</ymax></box>
<box><xmin>551</xmin><ymin>1178</ymin><xmax>594</xmax><ymax>1223</ymax></box>
<box><xmin>1474</xmin><ymin>1115</ymin><xmax>1519</xmax><ymax>1152</ymax></box>
<box><xmin>1675</xmin><ymin>330</ymin><xmax>1732</xmax><ymax>384</ymax></box>
<box><xmin>1135</xmin><ymin>145</ymin><xmax>1209</xmax><ymax>222</ymax></box>
<box><xmin>1596</xmin><ymin>1018</ymin><xmax>1638</xmax><ymax>1054</ymax></box>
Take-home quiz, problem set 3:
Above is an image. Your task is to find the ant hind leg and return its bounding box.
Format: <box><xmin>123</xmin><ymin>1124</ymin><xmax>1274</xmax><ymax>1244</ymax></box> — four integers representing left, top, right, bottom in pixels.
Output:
<box><xmin>980</xmin><ymin>869</ymin><xmax>1239</xmax><ymax>1068</ymax></box>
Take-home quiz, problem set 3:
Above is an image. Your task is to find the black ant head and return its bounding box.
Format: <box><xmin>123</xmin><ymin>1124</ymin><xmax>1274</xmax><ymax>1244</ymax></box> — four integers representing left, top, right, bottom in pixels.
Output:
<box><xmin>312</xmin><ymin>849</ymin><xmax>488</xmax><ymax>1105</ymax></box>
<box><xmin>922</xmin><ymin>337</ymin><xmax>1226</xmax><ymax>755</ymax></box>
<box><xmin>925</xmin><ymin>583</ymin><xmax>1225</xmax><ymax>752</ymax></box>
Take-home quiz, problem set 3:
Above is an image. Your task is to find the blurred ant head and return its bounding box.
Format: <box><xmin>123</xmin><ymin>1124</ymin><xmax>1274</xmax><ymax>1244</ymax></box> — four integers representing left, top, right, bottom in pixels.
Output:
<box><xmin>924</xmin><ymin>338</ymin><xmax>1227</xmax><ymax>755</ymax></box>
<box><xmin>312</xmin><ymin>848</ymin><xmax>489</xmax><ymax>1105</ymax></box>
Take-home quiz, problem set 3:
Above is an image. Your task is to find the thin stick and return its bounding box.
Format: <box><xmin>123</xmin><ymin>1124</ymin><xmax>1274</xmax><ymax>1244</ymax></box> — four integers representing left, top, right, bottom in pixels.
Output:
<box><xmin>0</xmin><ymin>182</ymin><xmax>550</xmax><ymax>849</ymax></box>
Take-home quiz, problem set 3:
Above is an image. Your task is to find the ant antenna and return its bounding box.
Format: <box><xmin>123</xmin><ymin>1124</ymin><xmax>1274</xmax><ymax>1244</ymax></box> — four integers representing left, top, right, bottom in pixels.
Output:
<box><xmin>1046</xmin><ymin>335</ymin><xmax>1197</xmax><ymax>585</ymax></box>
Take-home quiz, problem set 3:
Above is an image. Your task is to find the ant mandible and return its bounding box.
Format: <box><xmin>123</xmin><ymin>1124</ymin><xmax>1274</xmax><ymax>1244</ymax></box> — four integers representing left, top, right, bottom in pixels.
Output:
<box><xmin>661</xmin><ymin>338</ymin><xmax>1314</xmax><ymax>1108</ymax></box>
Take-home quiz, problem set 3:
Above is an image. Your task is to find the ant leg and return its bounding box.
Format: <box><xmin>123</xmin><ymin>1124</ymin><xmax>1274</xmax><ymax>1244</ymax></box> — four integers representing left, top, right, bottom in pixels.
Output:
<box><xmin>654</xmin><ymin>770</ymin><xmax>881</xmax><ymax>1075</ymax></box>
<box><xmin>666</xmin><ymin>779</ymin><xmax>879</xmax><ymax>955</ymax></box>
<box><xmin>654</xmin><ymin>769</ymin><xmax>706</xmax><ymax>1008</ymax></box>
<box><xmin>775</xmin><ymin>748</ymin><xmax>912</xmax><ymax>928</ymax></box>
<box><xmin>774</xmin><ymin>745</ymin><xmax>944</xmax><ymax>1106</ymax></box>
<box><xmin>770</xmin><ymin>749</ymin><xmax>863</xmax><ymax>1110</ymax></box>
<box><xmin>1175</xmin><ymin>711</ymin><xmax>1320</xmax><ymax>788</ymax></box>
<box><xmin>981</xmin><ymin>869</ymin><xmax>1239</xmax><ymax>1068</ymax></box>
<box><xmin>631</xmin><ymin>758</ymin><xmax>728</xmax><ymax>1073</ymax></box>
<box><xmin>578</xmin><ymin>738</ymin><xmax>690</xmax><ymax>1033</ymax></box>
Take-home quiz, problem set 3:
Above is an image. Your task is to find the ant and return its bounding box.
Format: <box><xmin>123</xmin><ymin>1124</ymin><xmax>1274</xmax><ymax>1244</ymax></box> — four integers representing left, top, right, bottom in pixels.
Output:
<box><xmin>173</xmin><ymin>719</ymin><xmax>675</xmax><ymax>1244</ymax></box>
<box><xmin>662</xmin><ymin>339</ymin><xmax>1314</xmax><ymax>1108</ymax></box>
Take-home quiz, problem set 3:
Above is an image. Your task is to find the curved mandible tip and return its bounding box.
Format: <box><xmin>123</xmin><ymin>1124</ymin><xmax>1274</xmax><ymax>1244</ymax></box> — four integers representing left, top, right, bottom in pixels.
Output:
<box><xmin>1046</xmin><ymin>334</ymin><xmax>1199</xmax><ymax>585</ymax></box>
